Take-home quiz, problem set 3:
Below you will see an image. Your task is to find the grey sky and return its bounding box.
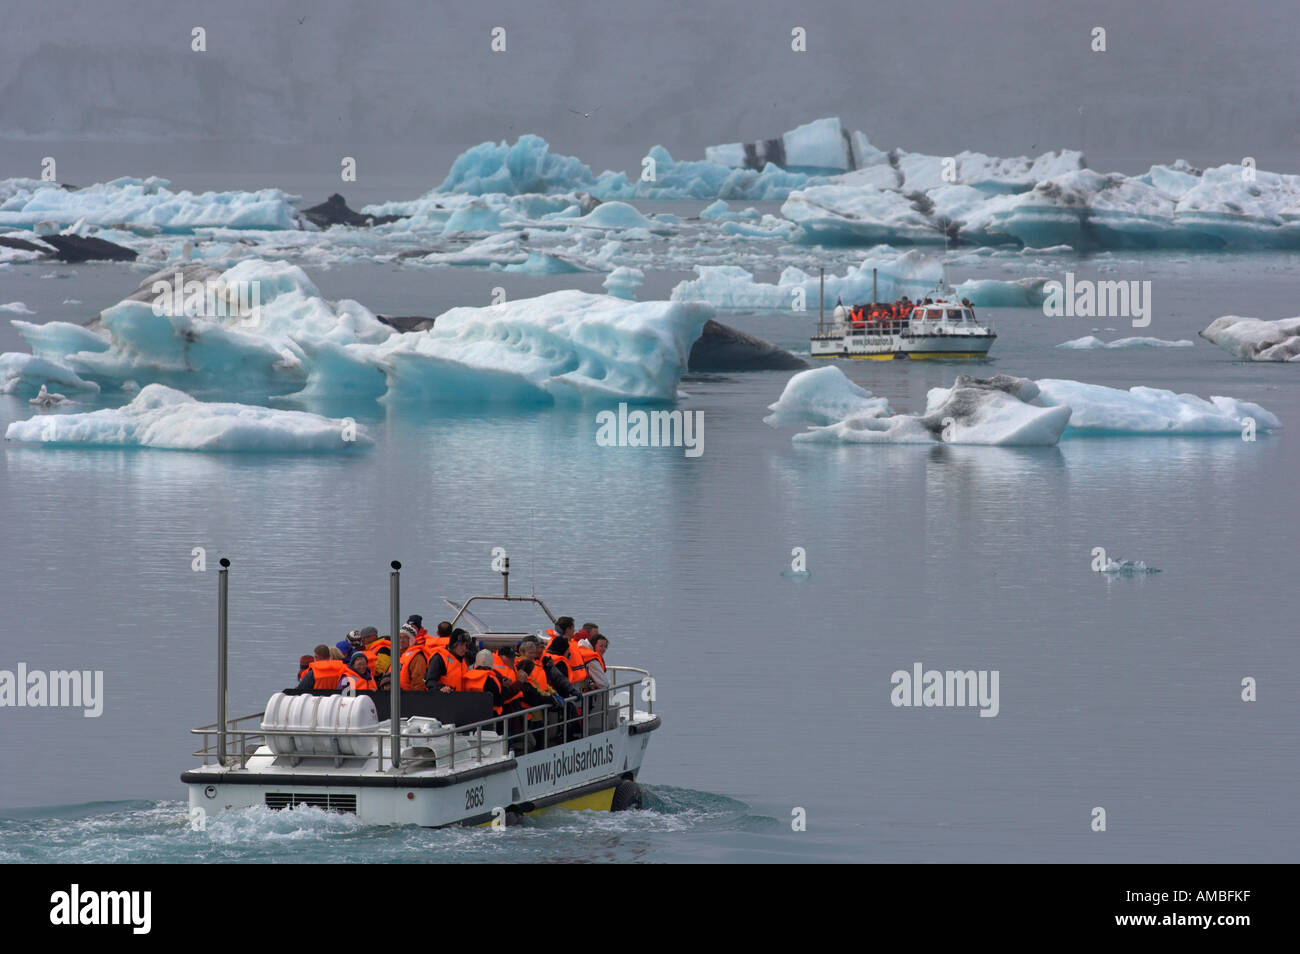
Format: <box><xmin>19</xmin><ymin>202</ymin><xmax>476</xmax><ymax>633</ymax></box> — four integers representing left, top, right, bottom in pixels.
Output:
<box><xmin>3</xmin><ymin>0</ymin><xmax>1297</xmax><ymax>185</ymax></box>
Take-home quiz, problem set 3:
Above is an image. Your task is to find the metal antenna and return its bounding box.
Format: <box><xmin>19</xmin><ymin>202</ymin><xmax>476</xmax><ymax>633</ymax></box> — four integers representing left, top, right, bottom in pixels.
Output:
<box><xmin>530</xmin><ymin>510</ymin><xmax>536</xmax><ymax>597</ymax></box>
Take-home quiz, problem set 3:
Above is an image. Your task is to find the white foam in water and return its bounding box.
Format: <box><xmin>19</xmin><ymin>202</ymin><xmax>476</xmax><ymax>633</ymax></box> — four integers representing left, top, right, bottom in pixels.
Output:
<box><xmin>767</xmin><ymin>367</ymin><xmax>1280</xmax><ymax>445</ymax></box>
<box><xmin>1057</xmin><ymin>336</ymin><xmax>1195</xmax><ymax>349</ymax></box>
<box><xmin>4</xmin><ymin>384</ymin><xmax>369</xmax><ymax>452</ymax></box>
<box><xmin>1199</xmin><ymin>315</ymin><xmax>1300</xmax><ymax>361</ymax></box>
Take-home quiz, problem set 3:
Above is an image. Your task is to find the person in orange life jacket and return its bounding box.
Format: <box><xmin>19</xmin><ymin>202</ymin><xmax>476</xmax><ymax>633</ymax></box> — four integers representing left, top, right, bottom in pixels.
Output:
<box><xmin>542</xmin><ymin>635</ymin><xmax>585</xmax><ymax>740</ymax></box>
<box><xmin>360</xmin><ymin>629</ymin><xmax>391</xmax><ymax>676</ymax></box>
<box><xmin>491</xmin><ymin>646</ymin><xmax>528</xmax><ymax>712</ymax></box>
<box><xmin>346</xmin><ymin>653</ymin><xmax>378</xmax><ymax>691</ymax></box>
<box><xmin>297</xmin><ymin>655</ymin><xmax>314</xmax><ymax>680</ymax></box>
<box><xmin>462</xmin><ymin>650</ymin><xmax>505</xmax><ymax>714</ymax></box>
<box><xmin>297</xmin><ymin>644</ymin><xmax>360</xmax><ymax>691</ymax></box>
<box><xmin>575</xmin><ymin>632</ymin><xmax>608</xmax><ymax>689</ymax></box>
<box><xmin>398</xmin><ymin>623</ymin><xmax>437</xmax><ymax>691</ymax></box>
<box><xmin>428</xmin><ymin>620</ymin><xmax>452</xmax><ymax>650</ymax></box>
<box><xmin>406</xmin><ymin>615</ymin><xmax>430</xmax><ymax>643</ymax></box>
<box><xmin>425</xmin><ymin>629</ymin><xmax>470</xmax><ymax>692</ymax></box>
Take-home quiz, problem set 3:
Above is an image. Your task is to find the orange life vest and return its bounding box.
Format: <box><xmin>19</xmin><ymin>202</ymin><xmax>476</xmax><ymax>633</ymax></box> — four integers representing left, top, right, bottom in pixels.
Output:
<box><xmin>576</xmin><ymin>644</ymin><xmax>603</xmax><ymax>676</ymax></box>
<box><xmin>399</xmin><ymin>643</ymin><xmax>434</xmax><ymax>691</ymax></box>
<box><xmin>492</xmin><ymin>654</ymin><xmax>524</xmax><ymax>707</ymax></box>
<box><xmin>344</xmin><ymin>672</ymin><xmax>378</xmax><ymax>691</ymax></box>
<box><xmin>565</xmin><ymin>645</ymin><xmax>588</xmax><ymax>686</ymax></box>
<box><xmin>361</xmin><ymin>638</ymin><xmax>391</xmax><ymax>672</ymax></box>
<box><xmin>307</xmin><ymin>659</ymin><xmax>358</xmax><ymax>691</ymax></box>
<box><xmin>431</xmin><ymin>647</ymin><xmax>466</xmax><ymax>691</ymax></box>
<box><xmin>462</xmin><ymin>669</ymin><xmax>504</xmax><ymax>715</ymax></box>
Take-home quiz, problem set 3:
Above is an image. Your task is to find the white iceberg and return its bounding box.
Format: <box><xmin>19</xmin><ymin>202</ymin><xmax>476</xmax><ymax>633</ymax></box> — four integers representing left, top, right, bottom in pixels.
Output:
<box><xmin>1199</xmin><ymin>315</ymin><xmax>1300</xmax><ymax>361</ymax></box>
<box><xmin>1034</xmin><ymin>379</ymin><xmax>1281</xmax><ymax>434</ymax></box>
<box><xmin>0</xmin><ymin>176</ymin><xmax>300</xmax><ymax>232</ymax></box>
<box><xmin>1057</xmin><ymin>336</ymin><xmax>1194</xmax><ymax>349</ymax></box>
<box><xmin>766</xmin><ymin>368</ymin><xmax>1070</xmax><ymax>446</ymax></box>
<box><xmin>5</xmin><ymin>384</ymin><xmax>370</xmax><ymax>452</ymax></box>
<box><xmin>768</xmin><ymin>368</ymin><xmax>1280</xmax><ymax>444</ymax></box>
<box><xmin>0</xmin><ymin>352</ymin><xmax>100</xmax><ymax>395</ymax></box>
<box><xmin>603</xmin><ymin>266</ymin><xmax>645</xmax><ymax>300</ymax></box>
<box><xmin>671</xmin><ymin>251</ymin><xmax>1047</xmax><ymax>310</ymax></box>
<box><xmin>0</xmin><ymin>301</ymin><xmax>36</xmax><ymax>314</ymax></box>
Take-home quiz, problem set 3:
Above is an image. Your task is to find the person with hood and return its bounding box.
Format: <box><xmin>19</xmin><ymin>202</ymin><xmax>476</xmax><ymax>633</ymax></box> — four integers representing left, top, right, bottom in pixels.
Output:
<box><xmin>346</xmin><ymin>652</ymin><xmax>378</xmax><ymax>691</ymax></box>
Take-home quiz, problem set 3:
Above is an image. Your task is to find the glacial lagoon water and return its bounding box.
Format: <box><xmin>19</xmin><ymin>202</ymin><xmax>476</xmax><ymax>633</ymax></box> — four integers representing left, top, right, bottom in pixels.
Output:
<box><xmin>1</xmin><ymin>251</ymin><xmax>1297</xmax><ymax>862</ymax></box>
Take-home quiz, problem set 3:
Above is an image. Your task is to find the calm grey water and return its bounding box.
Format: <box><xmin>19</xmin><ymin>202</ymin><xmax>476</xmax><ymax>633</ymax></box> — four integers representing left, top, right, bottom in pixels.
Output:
<box><xmin>1</xmin><ymin>251</ymin><xmax>1297</xmax><ymax>862</ymax></box>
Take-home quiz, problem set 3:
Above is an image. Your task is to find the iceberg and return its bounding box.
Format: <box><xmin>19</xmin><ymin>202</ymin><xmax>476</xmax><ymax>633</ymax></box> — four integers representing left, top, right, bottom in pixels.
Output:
<box><xmin>1057</xmin><ymin>336</ymin><xmax>1194</xmax><ymax>349</ymax></box>
<box><xmin>5</xmin><ymin>384</ymin><xmax>370</xmax><ymax>452</ymax></box>
<box><xmin>763</xmin><ymin>365</ymin><xmax>891</xmax><ymax>428</ymax></box>
<box><xmin>603</xmin><ymin>266</ymin><xmax>644</xmax><ymax>300</ymax></box>
<box><xmin>1034</xmin><ymin>379</ymin><xmax>1281</xmax><ymax>434</ymax></box>
<box><xmin>1199</xmin><ymin>315</ymin><xmax>1300</xmax><ymax>361</ymax></box>
<box><xmin>0</xmin><ymin>301</ymin><xmax>36</xmax><ymax>314</ymax></box>
<box><xmin>0</xmin><ymin>176</ymin><xmax>301</xmax><ymax>232</ymax></box>
<box><xmin>766</xmin><ymin>368</ymin><xmax>1069</xmax><ymax>446</ymax></box>
<box><xmin>671</xmin><ymin>251</ymin><xmax>1048</xmax><ymax>310</ymax></box>
<box><xmin>370</xmin><ymin>290</ymin><xmax>711</xmax><ymax>405</ymax></box>
<box><xmin>768</xmin><ymin>368</ymin><xmax>1280</xmax><ymax>444</ymax></box>
<box><xmin>705</xmin><ymin>117</ymin><xmax>886</xmax><ymax>174</ymax></box>
<box><xmin>0</xmin><ymin>261</ymin><xmax>715</xmax><ymax>406</ymax></box>
<box><xmin>0</xmin><ymin>352</ymin><xmax>101</xmax><ymax>396</ymax></box>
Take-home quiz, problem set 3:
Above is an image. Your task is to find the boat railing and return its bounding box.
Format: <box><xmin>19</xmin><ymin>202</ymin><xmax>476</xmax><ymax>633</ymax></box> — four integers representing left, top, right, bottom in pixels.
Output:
<box><xmin>190</xmin><ymin>671</ymin><xmax>655</xmax><ymax>772</ymax></box>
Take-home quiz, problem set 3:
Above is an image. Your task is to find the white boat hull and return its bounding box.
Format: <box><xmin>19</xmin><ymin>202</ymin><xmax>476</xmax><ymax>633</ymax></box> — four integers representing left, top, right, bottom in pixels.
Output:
<box><xmin>811</xmin><ymin>330</ymin><xmax>996</xmax><ymax>359</ymax></box>
<box><xmin>184</xmin><ymin>715</ymin><xmax>658</xmax><ymax>827</ymax></box>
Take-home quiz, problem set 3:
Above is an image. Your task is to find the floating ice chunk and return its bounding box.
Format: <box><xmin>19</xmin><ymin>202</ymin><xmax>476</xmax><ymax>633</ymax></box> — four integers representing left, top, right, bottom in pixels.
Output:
<box><xmin>11</xmin><ymin>319</ymin><xmax>109</xmax><ymax>363</ymax></box>
<box><xmin>28</xmin><ymin>384</ymin><xmax>70</xmax><ymax>407</ymax></box>
<box><xmin>1199</xmin><ymin>315</ymin><xmax>1300</xmax><ymax>361</ymax></box>
<box><xmin>782</xmin><ymin>185</ymin><xmax>942</xmax><ymax>245</ymax></box>
<box><xmin>788</xmin><ymin>373</ymin><xmax>1071</xmax><ymax>446</ymax></box>
<box><xmin>0</xmin><ymin>352</ymin><xmax>101</xmax><ymax>395</ymax></box>
<box><xmin>1034</xmin><ymin>379</ymin><xmax>1281</xmax><ymax>434</ymax></box>
<box><xmin>370</xmin><ymin>290</ymin><xmax>711</xmax><ymax>405</ymax></box>
<box><xmin>1057</xmin><ymin>336</ymin><xmax>1194</xmax><ymax>349</ymax></box>
<box><xmin>569</xmin><ymin>202</ymin><xmax>654</xmax><ymax>230</ymax></box>
<box><xmin>5</xmin><ymin>384</ymin><xmax>370</xmax><ymax>452</ymax></box>
<box><xmin>763</xmin><ymin>365</ymin><xmax>891</xmax><ymax>428</ymax></box>
<box><xmin>419</xmin><ymin>232</ymin><xmax>528</xmax><ymax>267</ymax></box>
<box><xmin>1097</xmin><ymin>559</ymin><xmax>1161</xmax><ymax>575</ymax></box>
<box><xmin>0</xmin><ymin>176</ymin><xmax>300</xmax><ymax>231</ymax></box>
<box><xmin>603</xmin><ymin>266</ymin><xmax>645</xmax><ymax>300</ymax></box>
<box><xmin>0</xmin><ymin>302</ymin><xmax>35</xmax><ymax>314</ymax></box>
<box><xmin>500</xmin><ymin>251</ymin><xmax>591</xmax><ymax>274</ymax></box>
<box><xmin>706</xmin><ymin>118</ymin><xmax>884</xmax><ymax>174</ymax></box>
<box><xmin>672</xmin><ymin>251</ymin><xmax>1045</xmax><ymax>310</ymax></box>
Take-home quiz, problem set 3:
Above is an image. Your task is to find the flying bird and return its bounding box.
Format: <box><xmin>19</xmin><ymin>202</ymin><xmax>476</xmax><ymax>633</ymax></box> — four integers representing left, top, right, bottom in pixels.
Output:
<box><xmin>567</xmin><ymin>106</ymin><xmax>601</xmax><ymax>119</ymax></box>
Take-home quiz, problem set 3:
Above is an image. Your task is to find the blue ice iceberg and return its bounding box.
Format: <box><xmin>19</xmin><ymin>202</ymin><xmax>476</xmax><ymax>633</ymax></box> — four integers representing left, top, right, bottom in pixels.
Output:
<box><xmin>5</xmin><ymin>384</ymin><xmax>370</xmax><ymax>452</ymax></box>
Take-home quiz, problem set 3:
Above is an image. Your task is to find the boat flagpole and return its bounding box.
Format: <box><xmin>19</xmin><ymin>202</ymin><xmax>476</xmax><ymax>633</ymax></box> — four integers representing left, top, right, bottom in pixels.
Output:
<box><xmin>389</xmin><ymin>560</ymin><xmax>401</xmax><ymax>770</ymax></box>
<box><xmin>217</xmin><ymin>558</ymin><xmax>230</xmax><ymax>766</ymax></box>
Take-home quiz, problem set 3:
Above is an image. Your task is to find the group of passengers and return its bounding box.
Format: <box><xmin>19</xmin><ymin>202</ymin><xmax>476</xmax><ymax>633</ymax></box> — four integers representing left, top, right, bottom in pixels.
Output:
<box><xmin>841</xmin><ymin>294</ymin><xmax>979</xmax><ymax>329</ymax></box>
<box><xmin>295</xmin><ymin>615</ymin><xmax>611</xmax><ymax>748</ymax></box>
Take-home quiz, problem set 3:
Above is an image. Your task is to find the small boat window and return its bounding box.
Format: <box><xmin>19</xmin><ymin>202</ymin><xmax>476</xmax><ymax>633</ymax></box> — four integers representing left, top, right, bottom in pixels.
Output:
<box><xmin>927</xmin><ymin>309</ymin><xmax>944</xmax><ymax>320</ymax></box>
<box><xmin>911</xmin><ymin>309</ymin><xmax>924</xmax><ymax>320</ymax></box>
<box><xmin>947</xmin><ymin>309</ymin><xmax>963</xmax><ymax>321</ymax></box>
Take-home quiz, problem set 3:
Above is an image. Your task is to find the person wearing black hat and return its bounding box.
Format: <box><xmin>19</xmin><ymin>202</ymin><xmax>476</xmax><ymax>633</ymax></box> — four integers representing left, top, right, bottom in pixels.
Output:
<box><xmin>424</xmin><ymin>628</ymin><xmax>471</xmax><ymax>693</ymax></box>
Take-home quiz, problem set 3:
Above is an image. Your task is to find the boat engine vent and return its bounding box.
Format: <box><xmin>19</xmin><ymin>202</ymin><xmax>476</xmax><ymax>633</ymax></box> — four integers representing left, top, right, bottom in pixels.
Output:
<box><xmin>264</xmin><ymin>792</ymin><xmax>358</xmax><ymax>814</ymax></box>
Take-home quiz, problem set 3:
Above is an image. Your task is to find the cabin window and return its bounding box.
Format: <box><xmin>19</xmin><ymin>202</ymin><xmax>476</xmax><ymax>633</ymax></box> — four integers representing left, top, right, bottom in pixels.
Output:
<box><xmin>911</xmin><ymin>309</ymin><xmax>923</xmax><ymax>320</ymax></box>
<box><xmin>947</xmin><ymin>309</ymin><xmax>962</xmax><ymax>321</ymax></box>
<box><xmin>927</xmin><ymin>310</ymin><xmax>944</xmax><ymax>320</ymax></box>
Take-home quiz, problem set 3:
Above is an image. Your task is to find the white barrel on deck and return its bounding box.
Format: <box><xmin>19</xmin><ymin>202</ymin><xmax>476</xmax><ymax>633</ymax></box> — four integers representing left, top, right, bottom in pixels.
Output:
<box><xmin>261</xmin><ymin>692</ymin><xmax>378</xmax><ymax>757</ymax></box>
